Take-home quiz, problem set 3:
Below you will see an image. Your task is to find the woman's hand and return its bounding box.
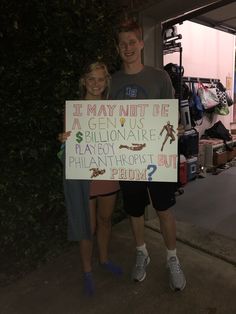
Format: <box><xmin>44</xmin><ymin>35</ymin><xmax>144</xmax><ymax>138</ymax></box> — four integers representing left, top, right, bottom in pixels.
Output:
<box><xmin>58</xmin><ymin>131</ymin><xmax>71</xmax><ymax>143</ymax></box>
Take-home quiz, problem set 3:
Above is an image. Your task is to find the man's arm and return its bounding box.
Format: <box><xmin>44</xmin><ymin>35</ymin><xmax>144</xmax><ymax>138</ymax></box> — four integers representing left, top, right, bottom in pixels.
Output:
<box><xmin>160</xmin><ymin>70</ymin><xmax>175</xmax><ymax>99</ymax></box>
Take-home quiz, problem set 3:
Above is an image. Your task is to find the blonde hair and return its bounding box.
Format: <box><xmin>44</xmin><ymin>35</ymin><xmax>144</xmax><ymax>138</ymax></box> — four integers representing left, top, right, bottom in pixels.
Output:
<box><xmin>79</xmin><ymin>62</ymin><xmax>111</xmax><ymax>99</ymax></box>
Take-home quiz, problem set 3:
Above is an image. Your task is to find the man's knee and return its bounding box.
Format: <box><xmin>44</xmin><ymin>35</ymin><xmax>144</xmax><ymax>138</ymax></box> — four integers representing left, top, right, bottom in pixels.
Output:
<box><xmin>156</xmin><ymin>209</ymin><xmax>173</xmax><ymax>220</ymax></box>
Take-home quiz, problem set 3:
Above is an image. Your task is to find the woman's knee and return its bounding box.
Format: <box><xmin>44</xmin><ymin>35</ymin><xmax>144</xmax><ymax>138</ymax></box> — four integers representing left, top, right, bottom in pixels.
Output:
<box><xmin>97</xmin><ymin>215</ymin><xmax>112</xmax><ymax>228</ymax></box>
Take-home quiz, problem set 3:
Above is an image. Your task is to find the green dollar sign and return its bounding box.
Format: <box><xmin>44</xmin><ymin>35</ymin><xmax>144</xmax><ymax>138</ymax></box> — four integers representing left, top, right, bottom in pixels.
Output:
<box><xmin>76</xmin><ymin>131</ymin><xmax>83</xmax><ymax>143</ymax></box>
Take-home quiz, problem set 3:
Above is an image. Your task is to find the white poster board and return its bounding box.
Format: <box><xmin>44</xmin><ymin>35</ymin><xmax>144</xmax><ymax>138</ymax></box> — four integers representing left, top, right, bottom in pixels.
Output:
<box><xmin>65</xmin><ymin>99</ymin><xmax>178</xmax><ymax>182</ymax></box>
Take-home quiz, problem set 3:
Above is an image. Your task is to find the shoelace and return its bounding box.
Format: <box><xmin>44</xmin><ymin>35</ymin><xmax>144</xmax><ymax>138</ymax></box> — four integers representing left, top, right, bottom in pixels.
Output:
<box><xmin>136</xmin><ymin>252</ymin><xmax>147</xmax><ymax>267</ymax></box>
<box><xmin>169</xmin><ymin>258</ymin><xmax>181</xmax><ymax>274</ymax></box>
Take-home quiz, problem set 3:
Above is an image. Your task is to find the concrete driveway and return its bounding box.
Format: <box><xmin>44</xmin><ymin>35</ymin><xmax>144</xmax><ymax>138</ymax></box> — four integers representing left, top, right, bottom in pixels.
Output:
<box><xmin>0</xmin><ymin>218</ymin><xmax>236</xmax><ymax>314</ymax></box>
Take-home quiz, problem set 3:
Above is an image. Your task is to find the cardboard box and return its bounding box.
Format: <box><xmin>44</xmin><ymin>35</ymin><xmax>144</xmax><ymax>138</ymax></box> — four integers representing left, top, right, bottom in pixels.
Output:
<box><xmin>198</xmin><ymin>144</ymin><xmax>206</xmax><ymax>167</ymax></box>
<box><xmin>213</xmin><ymin>151</ymin><xmax>227</xmax><ymax>166</ymax></box>
<box><xmin>230</xmin><ymin>122</ymin><xmax>236</xmax><ymax>134</ymax></box>
<box><xmin>227</xmin><ymin>147</ymin><xmax>236</xmax><ymax>161</ymax></box>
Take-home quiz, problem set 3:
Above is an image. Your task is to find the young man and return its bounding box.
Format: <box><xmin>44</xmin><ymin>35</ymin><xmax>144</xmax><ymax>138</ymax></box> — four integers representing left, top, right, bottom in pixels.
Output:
<box><xmin>110</xmin><ymin>20</ymin><xmax>186</xmax><ymax>291</ymax></box>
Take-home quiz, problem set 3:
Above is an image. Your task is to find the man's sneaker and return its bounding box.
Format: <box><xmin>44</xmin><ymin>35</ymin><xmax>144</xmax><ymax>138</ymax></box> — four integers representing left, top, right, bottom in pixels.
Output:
<box><xmin>167</xmin><ymin>256</ymin><xmax>186</xmax><ymax>291</ymax></box>
<box><xmin>131</xmin><ymin>250</ymin><xmax>150</xmax><ymax>282</ymax></box>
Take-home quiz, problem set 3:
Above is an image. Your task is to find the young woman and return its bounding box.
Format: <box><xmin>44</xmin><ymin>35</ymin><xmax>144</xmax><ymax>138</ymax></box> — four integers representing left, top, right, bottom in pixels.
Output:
<box><xmin>58</xmin><ymin>62</ymin><xmax>122</xmax><ymax>296</ymax></box>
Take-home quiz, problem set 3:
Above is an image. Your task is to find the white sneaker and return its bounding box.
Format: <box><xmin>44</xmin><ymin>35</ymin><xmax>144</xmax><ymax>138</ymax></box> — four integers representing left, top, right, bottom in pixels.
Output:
<box><xmin>131</xmin><ymin>250</ymin><xmax>150</xmax><ymax>282</ymax></box>
<box><xmin>167</xmin><ymin>256</ymin><xmax>186</xmax><ymax>291</ymax></box>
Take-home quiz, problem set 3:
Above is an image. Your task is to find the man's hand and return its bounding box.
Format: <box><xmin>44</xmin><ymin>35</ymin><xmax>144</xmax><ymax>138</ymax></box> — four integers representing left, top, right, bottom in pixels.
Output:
<box><xmin>177</xmin><ymin>124</ymin><xmax>185</xmax><ymax>137</ymax></box>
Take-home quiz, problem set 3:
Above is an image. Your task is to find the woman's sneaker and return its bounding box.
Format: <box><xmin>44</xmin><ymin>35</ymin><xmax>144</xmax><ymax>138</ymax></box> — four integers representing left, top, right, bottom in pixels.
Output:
<box><xmin>101</xmin><ymin>260</ymin><xmax>123</xmax><ymax>276</ymax></box>
<box><xmin>131</xmin><ymin>250</ymin><xmax>150</xmax><ymax>282</ymax></box>
<box><xmin>167</xmin><ymin>256</ymin><xmax>186</xmax><ymax>291</ymax></box>
<box><xmin>84</xmin><ymin>272</ymin><xmax>95</xmax><ymax>297</ymax></box>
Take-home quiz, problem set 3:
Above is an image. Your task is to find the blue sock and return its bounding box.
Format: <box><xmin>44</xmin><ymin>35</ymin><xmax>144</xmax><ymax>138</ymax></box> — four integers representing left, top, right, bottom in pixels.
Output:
<box><xmin>101</xmin><ymin>260</ymin><xmax>123</xmax><ymax>276</ymax></box>
<box><xmin>83</xmin><ymin>272</ymin><xmax>95</xmax><ymax>296</ymax></box>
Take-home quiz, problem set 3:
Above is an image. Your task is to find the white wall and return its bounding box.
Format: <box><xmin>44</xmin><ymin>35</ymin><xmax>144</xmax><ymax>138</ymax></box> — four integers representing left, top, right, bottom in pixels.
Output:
<box><xmin>141</xmin><ymin>15</ymin><xmax>163</xmax><ymax>68</ymax></box>
<box><xmin>164</xmin><ymin>21</ymin><xmax>235</xmax><ymax>135</ymax></box>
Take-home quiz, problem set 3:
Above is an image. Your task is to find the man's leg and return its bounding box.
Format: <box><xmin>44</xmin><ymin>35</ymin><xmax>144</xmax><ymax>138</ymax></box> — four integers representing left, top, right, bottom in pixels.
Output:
<box><xmin>130</xmin><ymin>215</ymin><xmax>150</xmax><ymax>282</ymax></box>
<box><xmin>157</xmin><ymin>209</ymin><xmax>186</xmax><ymax>291</ymax></box>
<box><xmin>120</xmin><ymin>181</ymin><xmax>150</xmax><ymax>282</ymax></box>
<box><xmin>130</xmin><ymin>215</ymin><xmax>145</xmax><ymax>247</ymax></box>
<box><xmin>156</xmin><ymin>209</ymin><xmax>176</xmax><ymax>250</ymax></box>
<box><xmin>149</xmin><ymin>182</ymin><xmax>186</xmax><ymax>291</ymax></box>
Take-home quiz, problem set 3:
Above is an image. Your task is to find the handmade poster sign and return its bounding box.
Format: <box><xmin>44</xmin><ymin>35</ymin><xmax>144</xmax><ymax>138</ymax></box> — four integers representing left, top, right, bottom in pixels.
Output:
<box><xmin>65</xmin><ymin>99</ymin><xmax>178</xmax><ymax>182</ymax></box>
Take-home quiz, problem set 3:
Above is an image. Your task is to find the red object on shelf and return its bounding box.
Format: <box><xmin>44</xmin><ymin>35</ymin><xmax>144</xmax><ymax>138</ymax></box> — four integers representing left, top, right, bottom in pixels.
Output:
<box><xmin>179</xmin><ymin>161</ymin><xmax>187</xmax><ymax>186</ymax></box>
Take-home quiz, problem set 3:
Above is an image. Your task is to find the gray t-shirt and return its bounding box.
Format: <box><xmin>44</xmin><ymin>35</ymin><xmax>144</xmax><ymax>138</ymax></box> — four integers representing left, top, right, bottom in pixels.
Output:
<box><xmin>110</xmin><ymin>65</ymin><xmax>174</xmax><ymax>100</ymax></box>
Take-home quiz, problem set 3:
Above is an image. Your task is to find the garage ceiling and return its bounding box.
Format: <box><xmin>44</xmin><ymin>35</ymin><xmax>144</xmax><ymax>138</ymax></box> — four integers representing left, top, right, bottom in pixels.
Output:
<box><xmin>163</xmin><ymin>0</ymin><xmax>236</xmax><ymax>35</ymax></box>
<box><xmin>118</xmin><ymin>0</ymin><xmax>236</xmax><ymax>35</ymax></box>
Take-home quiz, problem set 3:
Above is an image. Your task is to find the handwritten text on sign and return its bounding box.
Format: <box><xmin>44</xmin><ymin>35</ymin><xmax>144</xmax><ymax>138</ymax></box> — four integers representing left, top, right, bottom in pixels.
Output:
<box><xmin>65</xmin><ymin>99</ymin><xmax>178</xmax><ymax>182</ymax></box>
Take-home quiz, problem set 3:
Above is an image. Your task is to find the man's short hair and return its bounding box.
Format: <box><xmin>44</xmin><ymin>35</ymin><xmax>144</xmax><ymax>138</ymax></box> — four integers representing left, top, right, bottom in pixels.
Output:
<box><xmin>115</xmin><ymin>19</ymin><xmax>143</xmax><ymax>43</ymax></box>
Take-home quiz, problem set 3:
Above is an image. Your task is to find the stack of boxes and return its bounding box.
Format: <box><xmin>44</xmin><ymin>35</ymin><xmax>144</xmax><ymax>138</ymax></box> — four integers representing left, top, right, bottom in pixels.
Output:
<box><xmin>200</xmin><ymin>135</ymin><xmax>236</xmax><ymax>169</ymax></box>
<box><xmin>230</xmin><ymin>122</ymin><xmax>236</xmax><ymax>135</ymax></box>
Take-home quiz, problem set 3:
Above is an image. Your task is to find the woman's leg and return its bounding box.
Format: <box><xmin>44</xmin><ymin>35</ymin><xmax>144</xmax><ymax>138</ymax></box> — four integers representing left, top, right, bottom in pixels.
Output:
<box><xmin>96</xmin><ymin>193</ymin><xmax>116</xmax><ymax>263</ymax></box>
<box><xmin>80</xmin><ymin>198</ymin><xmax>97</xmax><ymax>296</ymax></box>
<box><xmin>80</xmin><ymin>198</ymin><xmax>97</xmax><ymax>272</ymax></box>
<box><xmin>79</xmin><ymin>240</ymin><xmax>93</xmax><ymax>273</ymax></box>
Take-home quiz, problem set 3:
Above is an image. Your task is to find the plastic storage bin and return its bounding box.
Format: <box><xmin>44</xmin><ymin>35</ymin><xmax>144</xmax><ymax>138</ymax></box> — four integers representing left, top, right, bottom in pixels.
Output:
<box><xmin>187</xmin><ymin>157</ymin><xmax>197</xmax><ymax>181</ymax></box>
